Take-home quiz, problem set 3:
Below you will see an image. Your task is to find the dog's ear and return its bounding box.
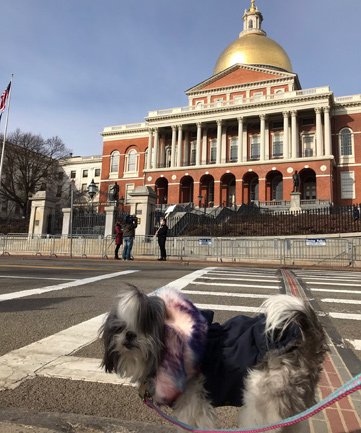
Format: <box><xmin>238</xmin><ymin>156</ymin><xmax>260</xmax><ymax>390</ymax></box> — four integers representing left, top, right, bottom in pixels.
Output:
<box><xmin>100</xmin><ymin>310</ymin><xmax>125</xmax><ymax>373</ymax></box>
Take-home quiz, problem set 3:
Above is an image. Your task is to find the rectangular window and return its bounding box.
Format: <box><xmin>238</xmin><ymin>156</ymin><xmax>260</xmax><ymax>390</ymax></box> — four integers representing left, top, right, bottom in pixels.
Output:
<box><xmin>340</xmin><ymin>171</ymin><xmax>355</xmax><ymax>199</ymax></box>
<box><xmin>94</xmin><ymin>168</ymin><xmax>101</xmax><ymax>177</ymax></box>
<box><xmin>253</xmin><ymin>92</ymin><xmax>264</xmax><ymax>101</ymax></box>
<box><xmin>250</xmin><ymin>135</ymin><xmax>260</xmax><ymax>160</ymax></box>
<box><xmin>302</xmin><ymin>134</ymin><xmax>315</xmax><ymax>157</ymax></box>
<box><xmin>233</xmin><ymin>95</ymin><xmax>243</xmax><ymax>105</ymax></box>
<box><xmin>190</xmin><ymin>141</ymin><xmax>196</xmax><ymax>165</ymax></box>
<box><xmin>210</xmin><ymin>139</ymin><xmax>217</xmax><ymax>163</ymax></box>
<box><xmin>82</xmin><ymin>169</ymin><xmax>88</xmax><ymax>178</ymax></box>
<box><xmin>272</xmin><ymin>133</ymin><xmax>283</xmax><ymax>158</ymax></box>
<box><xmin>125</xmin><ymin>183</ymin><xmax>135</xmax><ymax>204</ymax></box>
<box><xmin>230</xmin><ymin>137</ymin><xmax>238</xmax><ymax>161</ymax></box>
<box><xmin>81</xmin><ymin>183</ymin><xmax>87</xmax><ymax>192</ymax></box>
<box><xmin>70</xmin><ymin>170</ymin><xmax>76</xmax><ymax>179</ymax></box>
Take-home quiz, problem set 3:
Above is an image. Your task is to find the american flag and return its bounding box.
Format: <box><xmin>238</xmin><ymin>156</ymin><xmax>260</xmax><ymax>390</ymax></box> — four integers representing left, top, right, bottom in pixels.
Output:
<box><xmin>0</xmin><ymin>81</ymin><xmax>11</xmax><ymax>113</ymax></box>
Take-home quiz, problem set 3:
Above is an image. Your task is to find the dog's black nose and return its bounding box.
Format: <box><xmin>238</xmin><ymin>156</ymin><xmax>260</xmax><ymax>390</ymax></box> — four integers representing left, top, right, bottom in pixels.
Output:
<box><xmin>126</xmin><ymin>331</ymin><xmax>136</xmax><ymax>341</ymax></box>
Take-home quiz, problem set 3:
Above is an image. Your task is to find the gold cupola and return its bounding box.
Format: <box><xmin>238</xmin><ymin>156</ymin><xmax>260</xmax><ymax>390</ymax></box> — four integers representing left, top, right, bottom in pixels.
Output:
<box><xmin>214</xmin><ymin>1</ymin><xmax>292</xmax><ymax>74</ymax></box>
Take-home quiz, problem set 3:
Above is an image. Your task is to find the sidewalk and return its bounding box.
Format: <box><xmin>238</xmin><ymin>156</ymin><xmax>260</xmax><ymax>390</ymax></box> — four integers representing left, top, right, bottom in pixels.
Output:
<box><xmin>0</xmin><ymin>408</ymin><xmax>178</xmax><ymax>433</ymax></box>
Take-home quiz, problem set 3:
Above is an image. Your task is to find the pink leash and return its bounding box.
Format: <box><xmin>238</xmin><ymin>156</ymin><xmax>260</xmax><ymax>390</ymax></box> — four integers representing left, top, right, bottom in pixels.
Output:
<box><xmin>144</xmin><ymin>372</ymin><xmax>361</xmax><ymax>432</ymax></box>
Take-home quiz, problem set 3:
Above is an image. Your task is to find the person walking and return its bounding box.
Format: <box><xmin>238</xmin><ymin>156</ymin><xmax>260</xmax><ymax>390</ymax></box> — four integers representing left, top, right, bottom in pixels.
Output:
<box><xmin>122</xmin><ymin>215</ymin><xmax>137</xmax><ymax>260</ymax></box>
<box><xmin>156</xmin><ymin>218</ymin><xmax>168</xmax><ymax>261</ymax></box>
<box><xmin>114</xmin><ymin>220</ymin><xmax>123</xmax><ymax>260</ymax></box>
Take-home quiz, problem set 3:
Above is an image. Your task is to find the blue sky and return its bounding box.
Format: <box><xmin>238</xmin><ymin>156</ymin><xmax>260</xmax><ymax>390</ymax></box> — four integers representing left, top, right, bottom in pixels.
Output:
<box><xmin>1</xmin><ymin>0</ymin><xmax>360</xmax><ymax>156</ymax></box>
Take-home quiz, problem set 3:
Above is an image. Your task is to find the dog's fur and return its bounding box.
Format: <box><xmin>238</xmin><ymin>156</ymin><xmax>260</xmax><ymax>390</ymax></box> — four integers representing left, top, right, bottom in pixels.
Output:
<box><xmin>100</xmin><ymin>286</ymin><xmax>327</xmax><ymax>432</ymax></box>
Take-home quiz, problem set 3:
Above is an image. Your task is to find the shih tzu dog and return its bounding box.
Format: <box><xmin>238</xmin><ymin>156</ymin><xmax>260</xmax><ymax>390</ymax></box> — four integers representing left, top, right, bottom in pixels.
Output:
<box><xmin>100</xmin><ymin>286</ymin><xmax>327</xmax><ymax>432</ymax></box>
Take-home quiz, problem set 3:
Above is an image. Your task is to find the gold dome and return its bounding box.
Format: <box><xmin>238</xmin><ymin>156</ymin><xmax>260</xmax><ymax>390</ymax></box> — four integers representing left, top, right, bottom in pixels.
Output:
<box><xmin>214</xmin><ymin>33</ymin><xmax>292</xmax><ymax>75</ymax></box>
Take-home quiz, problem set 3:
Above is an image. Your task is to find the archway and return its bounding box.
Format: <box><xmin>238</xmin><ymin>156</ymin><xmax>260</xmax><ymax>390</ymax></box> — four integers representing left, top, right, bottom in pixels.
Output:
<box><xmin>155</xmin><ymin>177</ymin><xmax>168</xmax><ymax>204</ymax></box>
<box><xmin>300</xmin><ymin>168</ymin><xmax>316</xmax><ymax>200</ymax></box>
<box><xmin>220</xmin><ymin>173</ymin><xmax>236</xmax><ymax>207</ymax></box>
<box><xmin>242</xmin><ymin>172</ymin><xmax>259</xmax><ymax>204</ymax></box>
<box><xmin>199</xmin><ymin>174</ymin><xmax>215</xmax><ymax>207</ymax></box>
<box><xmin>266</xmin><ymin>170</ymin><xmax>283</xmax><ymax>201</ymax></box>
<box><xmin>179</xmin><ymin>176</ymin><xmax>194</xmax><ymax>204</ymax></box>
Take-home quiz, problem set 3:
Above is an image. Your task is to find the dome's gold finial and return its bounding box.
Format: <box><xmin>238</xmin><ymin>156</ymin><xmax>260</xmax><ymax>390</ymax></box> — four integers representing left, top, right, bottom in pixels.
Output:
<box><xmin>250</xmin><ymin>0</ymin><xmax>256</xmax><ymax>12</ymax></box>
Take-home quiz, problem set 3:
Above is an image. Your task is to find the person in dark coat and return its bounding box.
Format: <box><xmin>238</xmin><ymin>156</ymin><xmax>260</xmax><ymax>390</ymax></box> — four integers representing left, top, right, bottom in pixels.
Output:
<box><xmin>353</xmin><ymin>204</ymin><xmax>360</xmax><ymax>221</ymax></box>
<box><xmin>114</xmin><ymin>220</ymin><xmax>123</xmax><ymax>260</ymax></box>
<box><xmin>122</xmin><ymin>215</ymin><xmax>137</xmax><ymax>260</ymax></box>
<box><xmin>156</xmin><ymin>218</ymin><xmax>168</xmax><ymax>261</ymax></box>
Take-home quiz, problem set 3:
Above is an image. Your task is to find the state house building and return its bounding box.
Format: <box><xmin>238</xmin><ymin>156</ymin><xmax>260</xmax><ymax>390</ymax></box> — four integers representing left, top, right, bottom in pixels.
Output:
<box><xmin>100</xmin><ymin>0</ymin><xmax>361</xmax><ymax>210</ymax></box>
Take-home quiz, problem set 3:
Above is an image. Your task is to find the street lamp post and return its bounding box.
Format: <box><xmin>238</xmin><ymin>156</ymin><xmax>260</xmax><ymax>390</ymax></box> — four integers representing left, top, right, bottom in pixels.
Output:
<box><xmin>87</xmin><ymin>179</ymin><xmax>98</xmax><ymax>213</ymax></box>
<box><xmin>119</xmin><ymin>195</ymin><xmax>125</xmax><ymax>213</ymax></box>
<box><xmin>197</xmin><ymin>194</ymin><xmax>202</xmax><ymax>209</ymax></box>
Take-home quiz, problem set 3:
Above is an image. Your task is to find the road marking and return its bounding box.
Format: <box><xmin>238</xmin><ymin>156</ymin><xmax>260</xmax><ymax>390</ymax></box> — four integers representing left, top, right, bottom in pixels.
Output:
<box><xmin>191</xmin><ymin>281</ymin><xmax>280</xmax><ymax>289</ymax></box>
<box><xmin>156</xmin><ymin>267</ymin><xmax>218</xmax><ymax>292</ymax></box>
<box><xmin>321</xmin><ymin>298</ymin><xmax>361</xmax><ymax>305</ymax></box>
<box><xmin>0</xmin><ymin>314</ymin><xmax>106</xmax><ymax>391</ymax></box>
<box><xmin>37</xmin><ymin>355</ymin><xmax>134</xmax><ymax>386</ymax></box>
<box><xmin>0</xmin><ymin>267</ymin><xmax>215</xmax><ymax>390</ymax></box>
<box><xmin>0</xmin><ymin>270</ymin><xmax>138</xmax><ymax>302</ymax></box>
<box><xmin>345</xmin><ymin>339</ymin><xmax>361</xmax><ymax>351</ymax></box>
<box><xmin>311</xmin><ymin>288</ymin><xmax>361</xmax><ymax>294</ymax></box>
<box><xmin>194</xmin><ymin>303</ymin><xmax>263</xmax><ymax>313</ymax></box>
<box><xmin>305</xmin><ymin>280</ymin><xmax>361</xmax><ymax>287</ymax></box>
<box><xmin>198</xmin><ymin>276</ymin><xmax>280</xmax><ymax>283</ymax></box>
<box><xmin>183</xmin><ymin>290</ymin><xmax>270</xmax><ymax>299</ymax></box>
<box><xmin>0</xmin><ymin>275</ymin><xmax>76</xmax><ymax>281</ymax></box>
<box><xmin>328</xmin><ymin>312</ymin><xmax>361</xmax><ymax>321</ymax></box>
<box><xmin>0</xmin><ymin>264</ymin><xmax>104</xmax><ymax>271</ymax></box>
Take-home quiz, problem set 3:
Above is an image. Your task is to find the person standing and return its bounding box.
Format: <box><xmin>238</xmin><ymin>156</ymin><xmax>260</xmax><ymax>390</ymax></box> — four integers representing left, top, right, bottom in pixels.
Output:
<box><xmin>122</xmin><ymin>215</ymin><xmax>137</xmax><ymax>260</ymax></box>
<box><xmin>114</xmin><ymin>220</ymin><xmax>123</xmax><ymax>260</ymax></box>
<box><xmin>156</xmin><ymin>218</ymin><xmax>168</xmax><ymax>261</ymax></box>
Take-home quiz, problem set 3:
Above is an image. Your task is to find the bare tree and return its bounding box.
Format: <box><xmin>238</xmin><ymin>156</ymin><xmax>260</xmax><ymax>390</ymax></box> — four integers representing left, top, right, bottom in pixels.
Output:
<box><xmin>0</xmin><ymin>129</ymin><xmax>72</xmax><ymax>217</ymax></box>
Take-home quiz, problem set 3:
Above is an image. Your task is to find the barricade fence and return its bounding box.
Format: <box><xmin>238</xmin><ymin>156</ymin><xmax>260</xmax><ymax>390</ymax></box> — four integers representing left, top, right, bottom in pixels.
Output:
<box><xmin>1</xmin><ymin>234</ymin><xmax>360</xmax><ymax>267</ymax></box>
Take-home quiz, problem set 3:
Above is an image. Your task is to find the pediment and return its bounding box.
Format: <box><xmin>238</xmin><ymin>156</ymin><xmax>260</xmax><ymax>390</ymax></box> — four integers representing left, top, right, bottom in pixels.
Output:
<box><xmin>187</xmin><ymin>64</ymin><xmax>296</xmax><ymax>93</ymax></box>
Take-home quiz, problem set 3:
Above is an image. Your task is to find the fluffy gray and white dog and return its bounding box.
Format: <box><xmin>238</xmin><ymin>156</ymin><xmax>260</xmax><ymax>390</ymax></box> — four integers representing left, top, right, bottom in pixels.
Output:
<box><xmin>100</xmin><ymin>286</ymin><xmax>327</xmax><ymax>432</ymax></box>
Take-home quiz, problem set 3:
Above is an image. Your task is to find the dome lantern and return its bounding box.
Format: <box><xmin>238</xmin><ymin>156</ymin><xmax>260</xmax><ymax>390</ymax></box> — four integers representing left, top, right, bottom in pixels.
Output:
<box><xmin>213</xmin><ymin>1</ymin><xmax>292</xmax><ymax>75</ymax></box>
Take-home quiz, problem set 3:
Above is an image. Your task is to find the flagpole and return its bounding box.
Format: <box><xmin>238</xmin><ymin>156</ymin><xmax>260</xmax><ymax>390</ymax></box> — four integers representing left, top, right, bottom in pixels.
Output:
<box><xmin>0</xmin><ymin>74</ymin><xmax>14</xmax><ymax>193</ymax></box>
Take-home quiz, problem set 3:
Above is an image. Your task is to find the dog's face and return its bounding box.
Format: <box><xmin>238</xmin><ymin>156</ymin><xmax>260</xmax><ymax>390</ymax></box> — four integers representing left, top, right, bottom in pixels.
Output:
<box><xmin>100</xmin><ymin>286</ymin><xmax>166</xmax><ymax>383</ymax></box>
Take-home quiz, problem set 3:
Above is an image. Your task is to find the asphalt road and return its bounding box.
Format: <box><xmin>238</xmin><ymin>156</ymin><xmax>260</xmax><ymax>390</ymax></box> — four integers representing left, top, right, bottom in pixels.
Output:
<box><xmin>0</xmin><ymin>256</ymin><xmax>360</xmax><ymax>432</ymax></box>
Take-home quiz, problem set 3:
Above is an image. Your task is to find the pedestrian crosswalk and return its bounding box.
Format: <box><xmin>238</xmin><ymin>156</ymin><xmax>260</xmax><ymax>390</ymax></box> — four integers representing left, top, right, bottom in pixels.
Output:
<box><xmin>293</xmin><ymin>269</ymin><xmax>361</xmax><ymax>356</ymax></box>
<box><xmin>1</xmin><ymin>265</ymin><xmax>360</xmax><ymax>394</ymax></box>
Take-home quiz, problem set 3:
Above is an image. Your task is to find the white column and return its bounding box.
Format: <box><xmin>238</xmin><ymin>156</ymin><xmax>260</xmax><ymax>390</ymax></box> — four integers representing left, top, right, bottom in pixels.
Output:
<box><xmin>242</xmin><ymin>122</ymin><xmax>248</xmax><ymax>162</ymax></box>
<box><xmin>152</xmin><ymin>128</ymin><xmax>159</xmax><ymax>169</ymax></box>
<box><xmin>202</xmin><ymin>127</ymin><xmax>208</xmax><ymax>164</ymax></box>
<box><xmin>323</xmin><ymin>106</ymin><xmax>331</xmax><ymax>156</ymax></box>
<box><xmin>265</xmin><ymin>119</ymin><xmax>269</xmax><ymax>160</ymax></box>
<box><xmin>221</xmin><ymin>126</ymin><xmax>227</xmax><ymax>163</ymax></box>
<box><xmin>171</xmin><ymin>126</ymin><xmax>176</xmax><ymax>168</ymax></box>
<box><xmin>237</xmin><ymin>117</ymin><xmax>243</xmax><ymax>163</ymax></box>
<box><xmin>159</xmin><ymin>135</ymin><xmax>165</xmax><ymax>167</ymax></box>
<box><xmin>147</xmin><ymin>129</ymin><xmax>153</xmax><ymax>169</ymax></box>
<box><xmin>291</xmin><ymin>110</ymin><xmax>298</xmax><ymax>158</ymax></box>
<box><xmin>283</xmin><ymin>111</ymin><xmax>289</xmax><ymax>159</ymax></box>
<box><xmin>184</xmin><ymin>129</ymin><xmax>189</xmax><ymax>166</ymax></box>
<box><xmin>196</xmin><ymin>122</ymin><xmax>202</xmax><ymax>166</ymax></box>
<box><xmin>315</xmin><ymin>107</ymin><xmax>323</xmax><ymax>156</ymax></box>
<box><xmin>260</xmin><ymin>114</ymin><xmax>266</xmax><ymax>161</ymax></box>
<box><xmin>177</xmin><ymin>125</ymin><xmax>183</xmax><ymax>167</ymax></box>
<box><xmin>216</xmin><ymin>119</ymin><xmax>222</xmax><ymax>164</ymax></box>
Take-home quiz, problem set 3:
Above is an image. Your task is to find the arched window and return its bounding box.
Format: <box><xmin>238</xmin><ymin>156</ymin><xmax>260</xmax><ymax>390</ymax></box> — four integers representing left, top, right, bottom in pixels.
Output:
<box><xmin>110</xmin><ymin>151</ymin><xmax>120</xmax><ymax>173</ymax></box>
<box><xmin>339</xmin><ymin>128</ymin><xmax>353</xmax><ymax>156</ymax></box>
<box><xmin>125</xmin><ymin>149</ymin><xmax>138</xmax><ymax>173</ymax></box>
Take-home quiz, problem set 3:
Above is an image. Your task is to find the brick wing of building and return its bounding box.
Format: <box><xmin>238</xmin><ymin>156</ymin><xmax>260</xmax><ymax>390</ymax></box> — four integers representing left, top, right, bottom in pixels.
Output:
<box><xmin>101</xmin><ymin>0</ymin><xmax>360</xmax><ymax>212</ymax></box>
